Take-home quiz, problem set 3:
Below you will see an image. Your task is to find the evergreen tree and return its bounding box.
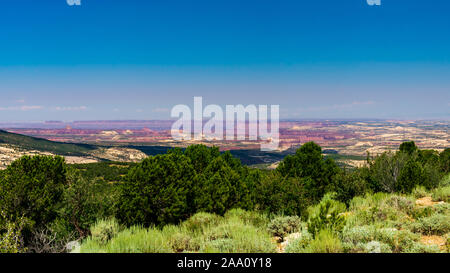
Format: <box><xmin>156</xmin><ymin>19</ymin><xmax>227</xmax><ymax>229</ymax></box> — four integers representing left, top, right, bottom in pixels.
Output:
<box><xmin>276</xmin><ymin>142</ymin><xmax>340</xmax><ymax>202</ymax></box>
<box><xmin>117</xmin><ymin>153</ymin><xmax>195</xmax><ymax>226</ymax></box>
<box><xmin>0</xmin><ymin>155</ymin><xmax>67</xmax><ymax>228</ymax></box>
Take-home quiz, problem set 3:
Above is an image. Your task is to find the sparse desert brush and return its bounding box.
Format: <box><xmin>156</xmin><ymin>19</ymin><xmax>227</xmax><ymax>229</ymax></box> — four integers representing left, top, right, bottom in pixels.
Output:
<box><xmin>107</xmin><ymin>226</ymin><xmax>172</xmax><ymax>253</ymax></box>
<box><xmin>284</xmin><ymin>230</ymin><xmax>313</xmax><ymax>253</ymax></box>
<box><xmin>363</xmin><ymin>241</ymin><xmax>392</xmax><ymax>253</ymax></box>
<box><xmin>201</xmin><ymin>238</ymin><xmax>235</xmax><ymax>253</ymax></box>
<box><xmin>346</xmin><ymin>192</ymin><xmax>416</xmax><ymax>228</ymax></box>
<box><xmin>159</xmin><ymin>225</ymin><xmax>199</xmax><ymax>253</ymax></box>
<box><xmin>342</xmin><ymin>226</ymin><xmax>375</xmax><ymax>245</ymax></box>
<box><xmin>434</xmin><ymin>203</ymin><xmax>450</xmax><ymax>215</ymax></box>
<box><xmin>267</xmin><ymin>216</ymin><xmax>302</xmax><ymax>241</ymax></box>
<box><xmin>411</xmin><ymin>206</ymin><xmax>435</xmax><ymax>220</ymax></box>
<box><xmin>222</xmin><ymin>226</ymin><xmax>276</xmax><ymax>253</ymax></box>
<box><xmin>383</xmin><ymin>195</ymin><xmax>415</xmax><ymax>214</ymax></box>
<box><xmin>201</xmin><ymin>218</ymin><xmax>276</xmax><ymax>253</ymax></box>
<box><xmin>83</xmin><ymin>226</ymin><xmax>172</xmax><ymax>253</ymax></box>
<box><xmin>411</xmin><ymin>214</ymin><xmax>450</xmax><ymax>235</ymax></box>
<box><xmin>388</xmin><ymin>230</ymin><xmax>417</xmax><ymax>253</ymax></box>
<box><xmin>404</xmin><ymin>242</ymin><xmax>441</xmax><ymax>253</ymax></box>
<box><xmin>341</xmin><ymin>225</ymin><xmax>420</xmax><ymax>253</ymax></box>
<box><xmin>346</xmin><ymin>207</ymin><xmax>382</xmax><ymax>227</ymax></box>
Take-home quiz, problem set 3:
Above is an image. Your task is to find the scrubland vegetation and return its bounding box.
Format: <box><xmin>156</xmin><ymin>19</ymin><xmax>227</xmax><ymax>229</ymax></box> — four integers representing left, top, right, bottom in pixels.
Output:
<box><xmin>0</xmin><ymin>141</ymin><xmax>449</xmax><ymax>253</ymax></box>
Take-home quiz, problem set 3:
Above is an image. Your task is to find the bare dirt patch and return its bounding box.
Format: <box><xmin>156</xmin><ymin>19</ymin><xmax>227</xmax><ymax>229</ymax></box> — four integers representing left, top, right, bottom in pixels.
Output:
<box><xmin>420</xmin><ymin>235</ymin><xmax>446</xmax><ymax>250</ymax></box>
<box><xmin>415</xmin><ymin>196</ymin><xmax>445</xmax><ymax>207</ymax></box>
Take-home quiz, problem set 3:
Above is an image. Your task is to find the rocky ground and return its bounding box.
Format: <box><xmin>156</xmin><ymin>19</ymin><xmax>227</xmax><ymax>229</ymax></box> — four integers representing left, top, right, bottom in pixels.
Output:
<box><xmin>0</xmin><ymin>144</ymin><xmax>147</xmax><ymax>169</ymax></box>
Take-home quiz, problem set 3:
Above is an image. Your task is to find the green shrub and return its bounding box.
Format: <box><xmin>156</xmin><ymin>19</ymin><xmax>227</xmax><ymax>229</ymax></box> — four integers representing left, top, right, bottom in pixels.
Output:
<box><xmin>284</xmin><ymin>230</ymin><xmax>313</xmax><ymax>253</ymax></box>
<box><xmin>405</xmin><ymin>243</ymin><xmax>441</xmax><ymax>253</ymax></box>
<box><xmin>389</xmin><ymin>229</ymin><xmax>420</xmax><ymax>252</ymax></box>
<box><xmin>346</xmin><ymin>193</ymin><xmax>414</xmax><ymax>228</ymax></box>
<box><xmin>333</xmin><ymin>168</ymin><xmax>371</xmax><ymax>205</ymax></box>
<box><xmin>411</xmin><ymin>214</ymin><xmax>450</xmax><ymax>235</ymax></box>
<box><xmin>301</xmin><ymin>229</ymin><xmax>343</xmax><ymax>253</ymax></box>
<box><xmin>202</xmin><ymin>238</ymin><xmax>235</xmax><ymax>253</ymax></box>
<box><xmin>182</xmin><ymin>212</ymin><xmax>221</xmax><ymax>233</ymax></box>
<box><xmin>349</xmin><ymin>192</ymin><xmax>391</xmax><ymax>211</ymax></box>
<box><xmin>307</xmin><ymin>201</ymin><xmax>345</xmax><ymax>237</ymax></box>
<box><xmin>342</xmin><ymin>226</ymin><xmax>375</xmax><ymax>245</ymax></box>
<box><xmin>0</xmin><ymin>155</ymin><xmax>67</xmax><ymax>235</ymax></box>
<box><xmin>0</xmin><ymin>212</ymin><xmax>27</xmax><ymax>253</ymax></box>
<box><xmin>411</xmin><ymin>206</ymin><xmax>434</xmax><ymax>220</ymax></box>
<box><xmin>342</xmin><ymin>225</ymin><xmax>420</xmax><ymax>253</ymax></box>
<box><xmin>254</xmin><ymin>172</ymin><xmax>310</xmax><ymax>216</ymax></box>
<box><xmin>396</xmin><ymin>159</ymin><xmax>425</xmax><ymax>193</ymax></box>
<box><xmin>412</xmin><ymin>186</ymin><xmax>429</xmax><ymax>199</ymax></box>
<box><xmin>80</xmin><ymin>226</ymin><xmax>172</xmax><ymax>253</ymax></box>
<box><xmin>369</xmin><ymin>152</ymin><xmax>408</xmax><ymax>193</ymax></box>
<box><xmin>60</xmin><ymin>169</ymin><xmax>118</xmax><ymax>238</ymax></box>
<box><xmin>109</xmin><ymin>226</ymin><xmax>172</xmax><ymax>253</ymax></box>
<box><xmin>285</xmin><ymin>229</ymin><xmax>342</xmax><ymax>253</ymax></box>
<box><xmin>168</xmin><ymin>232</ymin><xmax>198</xmax><ymax>253</ymax></box>
<box><xmin>307</xmin><ymin>192</ymin><xmax>347</xmax><ymax>217</ymax></box>
<box><xmin>201</xmin><ymin>219</ymin><xmax>276</xmax><ymax>253</ymax></box>
<box><xmin>90</xmin><ymin>219</ymin><xmax>121</xmax><ymax>245</ymax></box>
<box><xmin>117</xmin><ymin>153</ymin><xmax>195</xmax><ymax>227</ymax></box>
<box><xmin>276</xmin><ymin>142</ymin><xmax>340</xmax><ymax>203</ymax></box>
<box><xmin>267</xmin><ymin>216</ymin><xmax>302</xmax><ymax>241</ymax></box>
<box><xmin>439</xmin><ymin>173</ymin><xmax>450</xmax><ymax>187</ymax></box>
<box><xmin>440</xmin><ymin>149</ymin><xmax>450</xmax><ymax>173</ymax></box>
<box><xmin>363</xmin><ymin>241</ymin><xmax>392</xmax><ymax>253</ymax></box>
<box><xmin>383</xmin><ymin>195</ymin><xmax>415</xmax><ymax>214</ymax></box>
<box><xmin>224</xmin><ymin>209</ymin><xmax>269</xmax><ymax>228</ymax></box>
<box><xmin>432</xmin><ymin>186</ymin><xmax>450</xmax><ymax>202</ymax></box>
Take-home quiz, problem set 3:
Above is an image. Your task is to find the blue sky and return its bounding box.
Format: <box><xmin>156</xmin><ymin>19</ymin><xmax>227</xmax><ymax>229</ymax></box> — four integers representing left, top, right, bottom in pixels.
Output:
<box><xmin>0</xmin><ymin>0</ymin><xmax>449</xmax><ymax>121</ymax></box>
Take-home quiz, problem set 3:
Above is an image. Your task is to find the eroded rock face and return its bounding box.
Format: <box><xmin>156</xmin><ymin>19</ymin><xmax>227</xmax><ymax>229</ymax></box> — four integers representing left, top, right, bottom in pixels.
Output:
<box><xmin>92</xmin><ymin>147</ymin><xmax>148</xmax><ymax>162</ymax></box>
<box><xmin>0</xmin><ymin>144</ymin><xmax>144</xmax><ymax>169</ymax></box>
<box><xmin>0</xmin><ymin>144</ymin><xmax>54</xmax><ymax>169</ymax></box>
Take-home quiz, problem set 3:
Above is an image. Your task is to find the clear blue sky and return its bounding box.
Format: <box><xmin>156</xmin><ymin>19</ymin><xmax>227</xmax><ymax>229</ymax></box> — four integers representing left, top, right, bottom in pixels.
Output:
<box><xmin>0</xmin><ymin>0</ymin><xmax>449</xmax><ymax>121</ymax></box>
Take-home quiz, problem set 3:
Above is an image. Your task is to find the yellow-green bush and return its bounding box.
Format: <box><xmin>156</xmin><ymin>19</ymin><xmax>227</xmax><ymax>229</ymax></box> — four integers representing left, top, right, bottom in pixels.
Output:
<box><xmin>432</xmin><ymin>186</ymin><xmax>450</xmax><ymax>202</ymax></box>
<box><xmin>90</xmin><ymin>218</ymin><xmax>121</xmax><ymax>245</ymax></box>
<box><xmin>302</xmin><ymin>229</ymin><xmax>343</xmax><ymax>253</ymax></box>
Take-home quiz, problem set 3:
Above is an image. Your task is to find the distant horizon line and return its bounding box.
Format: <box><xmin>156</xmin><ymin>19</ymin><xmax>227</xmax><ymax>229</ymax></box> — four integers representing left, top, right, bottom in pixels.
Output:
<box><xmin>0</xmin><ymin>118</ymin><xmax>449</xmax><ymax>124</ymax></box>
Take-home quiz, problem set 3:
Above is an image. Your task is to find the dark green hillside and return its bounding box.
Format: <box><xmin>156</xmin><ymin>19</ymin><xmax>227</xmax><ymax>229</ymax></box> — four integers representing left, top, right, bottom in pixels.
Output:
<box><xmin>127</xmin><ymin>145</ymin><xmax>286</xmax><ymax>165</ymax></box>
<box><xmin>0</xmin><ymin>130</ymin><xmax>95</xmax><ymax>156</ymax></box>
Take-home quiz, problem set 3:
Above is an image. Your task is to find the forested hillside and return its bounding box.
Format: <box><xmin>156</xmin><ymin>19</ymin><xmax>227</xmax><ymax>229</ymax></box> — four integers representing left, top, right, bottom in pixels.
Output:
<box><xmin>0</xmin><ymin>130</ymin><xmax>94</xmax><ymax>156</ymax></box>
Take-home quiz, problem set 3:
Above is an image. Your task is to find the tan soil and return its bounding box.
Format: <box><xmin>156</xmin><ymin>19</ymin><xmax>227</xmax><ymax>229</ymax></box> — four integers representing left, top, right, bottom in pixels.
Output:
<box><xmin>415</xmin><ymin>196</ymin><xmax>445</xmax><ymax>207</ymax></box>
<box><xmin>420</xmin><ymin>235</ymin><xmax>447</xmax><ymax>250</ymax></box>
